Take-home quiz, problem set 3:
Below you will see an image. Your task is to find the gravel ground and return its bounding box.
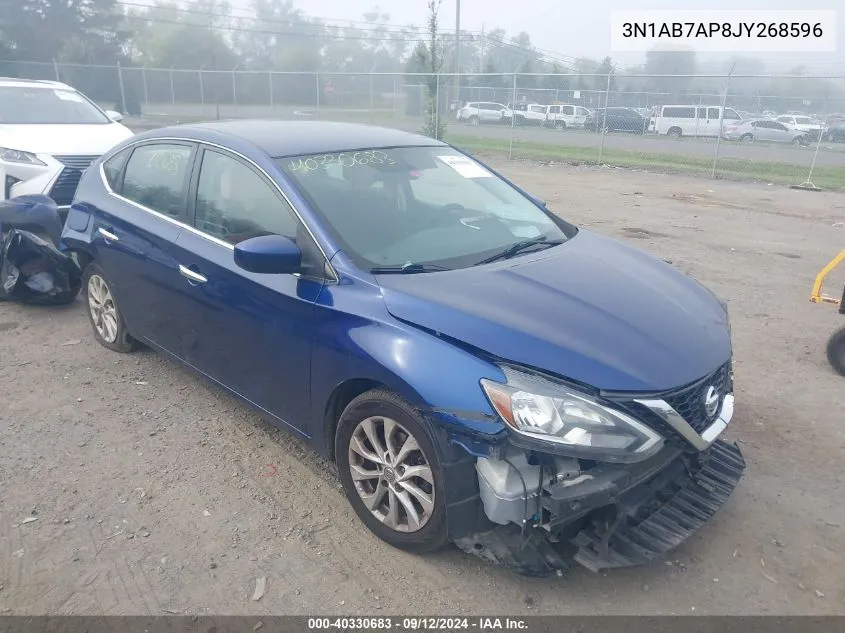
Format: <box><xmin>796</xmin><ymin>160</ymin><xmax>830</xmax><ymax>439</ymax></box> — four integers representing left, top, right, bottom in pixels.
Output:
<box><xmin>1</xmin><ymin>163</ymin><xmax>844</xmax><ymax>616</ymax></box>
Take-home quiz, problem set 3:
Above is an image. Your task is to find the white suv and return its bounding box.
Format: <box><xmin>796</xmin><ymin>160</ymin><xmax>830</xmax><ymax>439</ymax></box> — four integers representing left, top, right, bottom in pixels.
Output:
<box><xmin>545</xmin><ymin>104</ymin><xmax>590</xmax><ymax>129</ymax></box>
<box><xmin>457</xmin><ymin>102</ymin><xmax>510</xmax><ymax>125</ymax></box>
<box><xmin>0</xmin><ymin>78</ymin><xmax>134</xmax><ymax>213</ymax></box>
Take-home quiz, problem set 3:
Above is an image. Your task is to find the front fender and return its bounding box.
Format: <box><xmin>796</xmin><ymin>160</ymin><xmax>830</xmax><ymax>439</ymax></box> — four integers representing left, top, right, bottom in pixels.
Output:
<box><xmin>309</xmin><ymin>284</ymin><xmax>508</xmax><ymax>456</ymax></box>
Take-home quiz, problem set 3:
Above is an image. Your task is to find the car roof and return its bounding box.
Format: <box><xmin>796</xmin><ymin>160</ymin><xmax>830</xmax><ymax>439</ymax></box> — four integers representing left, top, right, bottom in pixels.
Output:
<box><xmin>0</xmin><ymin>77</ymin><xmax>74</xmax><ymax>90</ymax></box>
<box><xmin>146</xmin><ymin>120</ymin><xmax>446</xmax><ymax>158</ymax></box>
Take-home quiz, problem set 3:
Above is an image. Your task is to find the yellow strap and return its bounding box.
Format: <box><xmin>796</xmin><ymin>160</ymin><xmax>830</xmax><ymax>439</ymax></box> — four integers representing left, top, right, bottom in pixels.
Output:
<box><xmin>810</xmin><ymin>249</ymin><xmax>845</xmax><ymax>305</ymax></box>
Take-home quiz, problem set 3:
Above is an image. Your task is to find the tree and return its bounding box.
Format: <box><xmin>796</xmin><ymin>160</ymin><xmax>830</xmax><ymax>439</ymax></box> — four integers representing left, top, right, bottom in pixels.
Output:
<box><xmin>644</xmin><ymin>49</ymin><xmax>697</xmax><ymax>98</ymax></box>
<box><xmin>419</xmin><ymin>0</ymin><xmax>445</xmax><ymax>140</ymax></box>
<box><xmin>0</xmin><ymin>0</ymin><xmax>125</xmax><ymax>63</ymax></box>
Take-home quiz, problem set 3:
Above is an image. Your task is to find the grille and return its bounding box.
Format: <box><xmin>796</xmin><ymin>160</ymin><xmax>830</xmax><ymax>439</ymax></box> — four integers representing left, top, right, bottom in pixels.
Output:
<box><xmin>49</xmin><ymin>155</ymin><xmax>100</xmax><ymax>206</ymax></box>
<box><xmin>662</xmin><ymin>363</ymin><xmax>732</xmax><ymax>433</ymax></box>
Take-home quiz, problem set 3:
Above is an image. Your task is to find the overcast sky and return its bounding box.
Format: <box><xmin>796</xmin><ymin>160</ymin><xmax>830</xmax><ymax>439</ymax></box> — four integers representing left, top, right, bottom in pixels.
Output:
<box><xmin>235</xmin><ymin>0</ymin><xmax>845</xmax><ymax>70</ymax></box>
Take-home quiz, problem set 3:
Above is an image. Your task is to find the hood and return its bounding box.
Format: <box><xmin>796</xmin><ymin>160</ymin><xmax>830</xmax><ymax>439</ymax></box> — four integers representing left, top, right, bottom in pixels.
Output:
<box><xmin>0</xmin><ymin>123</ymin><xmax>134</xmax><ymax>155</ymax></box>
<box><xmin>377</xmin><ymin>230</ymin><xmax>731</xmax><ymax>393</ymax></box>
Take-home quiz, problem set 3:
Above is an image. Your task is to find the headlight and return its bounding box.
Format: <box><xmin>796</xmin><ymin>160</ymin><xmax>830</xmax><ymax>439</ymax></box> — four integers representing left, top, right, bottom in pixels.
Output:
<box><xmin>481</xmin><ymin>367</ymin><xmax>663</xmax><ymax>463</ymax></box>
<box><xmin>0</xmin><ymin>147</ymin><xmax>46</xmax><ymax>166</ymax></box>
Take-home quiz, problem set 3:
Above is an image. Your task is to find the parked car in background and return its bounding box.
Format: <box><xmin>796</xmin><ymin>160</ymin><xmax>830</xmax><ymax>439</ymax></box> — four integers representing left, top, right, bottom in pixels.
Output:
<box><xmin>762</xmin><ymin>110</ymin><xmax>778</xmax><ymax>118</ymax></box>
<box><xmin>651</xmin><ymin>105</ymin><xmax>742</xmax><ymax>137</ymax></box>
<box><xmin>586</xmin><ymin>107</ymin><xmax>648</xmax><ymax>133</ymax></box>
<box><xmin>507</xmin><ymin>103</ymin><xmax>547</xmax><ymax>126</ymax></box>
<box><xmin>0</xmin><ymin>78</ymin><xmax>133</xmax><ymax>218</ymax></box>
<box><xmin>723</xmin><ymin>119</ymin><xmax>808</xmax><ymax>146</ymax></box>
<box><xmin>776</xmin><ymin>115</ymin><xmax>823</xmax><ymax>141</ymax></box>
<box><xmin>544</xmin><ymin>104</ymin><xmax>589</xmax><ymax>129</ymax></box>
<box><xmin>61</xmin><ymin>120</ymin><xmax>744</xmax><ymax>577</ymax></box>
<box><xmin>824</xmin><ymin>120</ymin><xmax>845</xmax><ymax>142</ymax></box>
<box><xmin>456</xmin><ymin>102</ymin><xmax>510</xmax><ymax>125</ymax></box>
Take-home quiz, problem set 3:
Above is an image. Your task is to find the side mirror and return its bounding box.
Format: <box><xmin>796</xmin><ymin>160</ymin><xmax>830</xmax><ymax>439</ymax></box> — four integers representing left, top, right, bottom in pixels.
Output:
<box><xmin>105</xmin><ymin>110</ymin><xmax>124</xmax><ymax>122</ymax></box>
<box><xmin>234</xmin><ymin>234</ymin><xmax>302</xmax><ymax>274</ymax></box>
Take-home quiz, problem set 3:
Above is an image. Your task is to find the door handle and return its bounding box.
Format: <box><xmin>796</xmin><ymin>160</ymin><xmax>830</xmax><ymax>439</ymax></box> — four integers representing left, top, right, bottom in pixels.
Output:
<box><xmin>98</xmin><ymin>227</ymin><xmax>119</xmax><ymax>243</ymax></box>
<box><xmin>179</xmin><ymin>265</ymin><xmax>208</xmax><ymax>284</ymax></box>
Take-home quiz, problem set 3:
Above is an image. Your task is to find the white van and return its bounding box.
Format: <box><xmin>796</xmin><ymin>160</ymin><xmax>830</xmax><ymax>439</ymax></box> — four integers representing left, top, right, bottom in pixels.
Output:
<box><xmin>651</xmin><ymin>105</ymin><xmax>743</xmax><ymax>137</ymax></box>
<box><xmin>545</xmin><ymin>104</ymin><xmax>590</xmax><ymax>129</ymax></box>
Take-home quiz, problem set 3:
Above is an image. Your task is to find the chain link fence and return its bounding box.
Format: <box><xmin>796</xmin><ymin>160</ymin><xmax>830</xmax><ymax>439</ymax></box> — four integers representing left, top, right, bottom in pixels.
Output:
<box><xmin>3</xmin><ymin>59</ymin><xmax>844</xmax><ymax>190</ymax></box>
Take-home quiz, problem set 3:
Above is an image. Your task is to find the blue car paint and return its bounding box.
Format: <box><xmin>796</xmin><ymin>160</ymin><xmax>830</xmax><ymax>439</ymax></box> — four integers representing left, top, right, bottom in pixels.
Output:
<box><xmin>61</xmin><ymin>121</ymin><xmax>730</xmax><ymax>465</ymax></box>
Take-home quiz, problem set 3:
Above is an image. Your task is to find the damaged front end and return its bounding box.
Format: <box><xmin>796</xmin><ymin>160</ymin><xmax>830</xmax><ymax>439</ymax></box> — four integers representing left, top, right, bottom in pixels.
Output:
<box><xmin>449</xmin><ymin>364</ymin><xmax>745</xmax><ymax>576</ymax></box>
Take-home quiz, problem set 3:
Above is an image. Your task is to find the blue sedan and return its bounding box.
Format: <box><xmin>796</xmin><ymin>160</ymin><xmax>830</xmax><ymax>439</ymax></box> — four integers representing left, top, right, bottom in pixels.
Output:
<box><xmin>61</xmin><ymin>121</ymin><xmax>744</xmax><ymax>576</ymax></box>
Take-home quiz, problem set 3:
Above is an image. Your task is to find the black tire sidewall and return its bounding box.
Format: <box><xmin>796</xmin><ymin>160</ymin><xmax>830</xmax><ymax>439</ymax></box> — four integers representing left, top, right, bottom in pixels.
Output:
<box><xmin>827</xmin><ymin>327</ymin><xmax>845</xmax><ymax>377</ymax></box>
<box><xmin>81</xmin><ymin>262</ymin><xmax>137</xmax><ymax>353</ymax></box>
<box><xmin>335</xmin><ymin>390</ymin><xmax>449</xmax><ymax>552</ymax></box>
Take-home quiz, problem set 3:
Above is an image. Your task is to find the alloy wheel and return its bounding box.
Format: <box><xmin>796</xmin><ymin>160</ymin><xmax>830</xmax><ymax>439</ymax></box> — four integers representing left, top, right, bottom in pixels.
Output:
<box><xmin>347</xmin><ymin>416</ymin><xmax>435</xmax><ymax>533</ymax></box>
<box><xmin>87</xmin><ymin>274</ymin><xmax>119</xmax><ymax>343</ymax></box>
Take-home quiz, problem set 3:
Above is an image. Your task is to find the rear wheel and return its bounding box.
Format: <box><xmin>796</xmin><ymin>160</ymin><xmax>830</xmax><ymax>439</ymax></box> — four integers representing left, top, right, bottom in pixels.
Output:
<box><xmin>827</xmin><ymin>327</ymin><xmax>845</xmax><ymax>377</ymax></box>
<box><xmin>740</xmin><ymin>133</ymin><xmax>754</xmax><ymax>144</ymax></box>
<box><xmin>667</xmin><ymin>127</ymin><xmax>682</xmax><ymax>137</ymax></box>
<box><xmin>82</xmin><ymin>262</ymin><xmax>139</xmax><ymax>353</ymax></box>
<box><xmin>336</xmin><ymin>388</ymin><xmax>448</xmax><ymax>553</ymax></box>
<box><xmin>555</xmin><ymin>120</ymin><xmax>566</xmax><ymax>130</ymax></box>
<box><xmin>468</xmin><ymin>115</ymin><xmax>479</xmax><ymax>126</ymax></box>
<box><xmin>793</xmin><ymin>137</ymin><xmax>805</xmax><ymax>147</ymax></box>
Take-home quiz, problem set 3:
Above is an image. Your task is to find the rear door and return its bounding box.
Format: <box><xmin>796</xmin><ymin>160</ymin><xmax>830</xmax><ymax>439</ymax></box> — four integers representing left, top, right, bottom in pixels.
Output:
<box><xmin>92</xmin><ymin>141</ymin><xmax>197</xmax><ymax>351</ymax></box>
<box><xmin>165</xmin><ymin>146</ymin><xmax>326</xmax><ymax>431</ymax></box>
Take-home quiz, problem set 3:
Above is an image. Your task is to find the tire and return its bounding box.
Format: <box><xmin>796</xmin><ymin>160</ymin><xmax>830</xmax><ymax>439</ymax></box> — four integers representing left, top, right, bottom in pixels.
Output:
<box><xmin>82</xmin><ymin>262</ymin><xmax>139</xmax><ymax>353</ymax></box>
<box><xmin>793</xmin><ymin>137</ymin><xmax>805</xmax><ymax>147</ymax></box>
<box><xmin>740</xmin><ymin>134</ymin><xmax>753</xmax><ymax>144</ymax></box>
<box><xmin>827</xmin><ymin>326</ymin><xmax>845</xmax><ymax>377</ymax></box>
<box><xmin>468</xmin><ymin>115</ymin><xmax>479</xmax><ymax>126</ymax></box>
<box><xmin>667</xmin><ymin>127</ymin><xmax>682</xmax><ymax>137</ymax></box>
<box><xmin>555</xmin><ymin>120</ymin><xmax>566</xmax><ymax>130</ymax></box>
<box><xmin>335</xmin><ymin>388</ymin><xmax>449</xmax><ymax>553</ymax></box>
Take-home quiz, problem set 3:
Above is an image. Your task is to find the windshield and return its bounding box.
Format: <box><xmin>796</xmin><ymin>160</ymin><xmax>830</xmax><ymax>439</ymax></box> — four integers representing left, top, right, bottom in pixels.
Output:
<box><xmin>795</xmin><ymin>117</ymin><xmax>812</xmax><ymax>124</ymax></box>
<box><xmin>0</xmin><ymin>86</ymin><xmax>110</xmax><ymax>124</ymax></box>
<box><xmin>279</xmin><ymin>146</ymin><xmax>573</xmax><ymax>271</ymax></box>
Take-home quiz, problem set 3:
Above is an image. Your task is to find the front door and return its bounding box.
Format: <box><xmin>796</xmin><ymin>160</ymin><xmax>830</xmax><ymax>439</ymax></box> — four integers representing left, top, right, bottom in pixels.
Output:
<box><xmin>166</xmin><ymin>147</ymin><xmax>326</xmax><ymax>432</ymax></box>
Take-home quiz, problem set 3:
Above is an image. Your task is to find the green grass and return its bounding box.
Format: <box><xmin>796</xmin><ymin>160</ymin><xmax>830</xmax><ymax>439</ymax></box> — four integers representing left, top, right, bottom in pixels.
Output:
<box><xmin>448</xmin><ymin>134</ymin><xmax>845</xmax><ymax>190</ymax></box>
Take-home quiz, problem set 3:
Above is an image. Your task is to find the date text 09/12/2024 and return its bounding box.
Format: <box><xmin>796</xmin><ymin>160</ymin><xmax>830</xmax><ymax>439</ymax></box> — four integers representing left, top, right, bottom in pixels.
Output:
<box><xmin>307</xmin><ymin>617</ymin><xmax>528</xmax><ymax>631</ymax></box>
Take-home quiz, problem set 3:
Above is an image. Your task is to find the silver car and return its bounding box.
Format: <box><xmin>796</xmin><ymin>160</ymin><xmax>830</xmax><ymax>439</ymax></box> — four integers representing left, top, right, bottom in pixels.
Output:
<box><xmin>723</xmin><ymin>119</ymin><xmax>808</xmax><ymax>146</ymax></box>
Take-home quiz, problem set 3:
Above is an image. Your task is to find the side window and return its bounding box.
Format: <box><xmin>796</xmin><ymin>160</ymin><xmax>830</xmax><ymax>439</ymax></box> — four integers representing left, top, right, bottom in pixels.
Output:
<box><xmin>102</xmin><ymin>147</ymin><xmax>131</xmax><ymax>192</ymax></box>
<box><xmin>194</xmin><ymin>149</ymin><xmax>297</xmax><ymax>245</ymax></box>
<box><xmin>122</xmin><ymin>143</ymin><xmax>194</xmax><ymax>218</ymax></box>
<box><xmin>774</xmin><ymin>122</ymin><xmax>788</xmax><ymax>131</ymax></box>
<box><xmin>548</xmin><ymin>106</ymin><xmax>559</xmax><ymax>114</ymax></box>
<box><xmin>576</xmin><ymin>106</ymin><xmax>589</xmax><ymax>116</ymax></box>
<box><xmin>709</xmin><ymin>107</ymin><xmax>721</xmax><ymax>120</ymax></box>
<box><xmin>562</xmin><ymin>106</ymin><xmax>574</xmax><ymax>115</ymax></box>
<box><xmin>724</xmin><ymin>108</ymin><xmax>741</xmax><ymax>120</ymax></box>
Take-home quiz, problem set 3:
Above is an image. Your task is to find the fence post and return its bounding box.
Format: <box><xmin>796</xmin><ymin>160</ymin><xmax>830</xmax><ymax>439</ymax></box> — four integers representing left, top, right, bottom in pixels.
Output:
<box><xmin>508</xmin><ymin>73</ymin><xmax>517</xmax><ymax>160</ymax></box>
<box><xmin>268</xmin><ymin>71</ymin><xmax>273</xmax><ymax>111</ymax></box>
<box><xmin>315</xmin><ymin>73</ymin><xmax>321</xmax><ymax>119</ymax></box>
<box><xmin>169</xmin><ymin>66</ymin><xmax>175</xmax><ymax>105</ymax></box>
<box><xmin>52</xmin><ymin>58</ymin><xmax>60</xmax><ymax>82</ymax></box>
<box><xmin>369</xmin><ymin>74</ymin><xmax>375</xmax><ymax>124</ymax></box>
<box><xmin>801</xmin><ymin>95</ymin><xmax>827</xmax><ymax>188</ymax></box>
<box><xmin>393</xmin><ymin>75</ymin><xmax>398</xmax><ymax>119</ymax></box>
<box><xmin>141</xmin><ymin>66</ymin><xmax>149</xmax><ymax>106</ymax></box>
<box><xmin>116</xmin><ymin>61</ymin><xmax>127</xmax><ymax>115</ymax></box>
<box><xmin>199</xmin><ymin>66</ymin><xmax>205</xmax><ymax>109</ymax></box>
<box><xmin>232</xmin><ymin>66</ymin><xmax>238</xmax><ymax>114</ymax></box>
<box><xmin>598</xmin><ymin>71</ymin><xmax>612</xmax><ymax>165</ymax></box>
<box><xmin>710</xmin><ymin>69</ymin><xmax>733</xmax><ymax>179</ymax></box>
<box><xmin>435</xmin><ymin>73</ymin><xmax>441</xmax><ymax>139</ymax></box>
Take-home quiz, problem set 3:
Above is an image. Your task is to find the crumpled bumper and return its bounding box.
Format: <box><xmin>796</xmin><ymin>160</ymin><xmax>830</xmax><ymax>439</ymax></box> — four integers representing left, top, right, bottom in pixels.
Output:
<box><xmin>454</xmin><ymin>439</ymin><xmax>745</xmax><ymax>576</ymax></box>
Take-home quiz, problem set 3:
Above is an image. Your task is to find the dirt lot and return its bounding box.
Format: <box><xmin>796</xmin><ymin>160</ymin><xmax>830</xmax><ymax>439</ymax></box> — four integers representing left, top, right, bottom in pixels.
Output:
<box><xmin>1</xmin><ymin>163</ymin><xmax>844</xmax><ymax>616</ymax></box>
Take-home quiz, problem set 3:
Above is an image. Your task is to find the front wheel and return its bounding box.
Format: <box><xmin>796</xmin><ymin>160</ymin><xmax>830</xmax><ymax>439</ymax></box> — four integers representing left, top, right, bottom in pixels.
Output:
<box><xmin>667</xmin><ymin>127</ymin><xmax>682</xmax><ymax>137</ymax></box>
<box><xmin>793</xmin><ymin>137</ymin><xmax>805</xmax><ymax>147</ymax></box>
<box><xmin>827</xmin><ymin>326</ymin><xmax>845</xmax><ymax>377</ymax></box>
<box><xmin>740</xmin><ymin>134</ymin><xmax>753</xmax><ymax>144</ymax></box>
<box><xmin>335</xmin><ymin>388</ymin><xmax>448</xmax><ymax>553</ymax></box>
<box><xmin>82</xmin><ymin>262</ymin><xmax>139</xmax><ymax>353</ymax></box>
<box><xmin>555</xmin><ymin>120</ymin><xmax>566</xmax><ymax>130</ymax></box>
<box><xmin>468</xmin><ymin>115</ymin><xmax>479</xmax><ymax>126</ymax></box>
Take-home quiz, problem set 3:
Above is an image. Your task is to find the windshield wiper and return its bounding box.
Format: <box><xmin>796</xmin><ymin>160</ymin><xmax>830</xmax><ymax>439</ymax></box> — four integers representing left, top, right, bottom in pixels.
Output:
<box><xmin>475</xmin><ymin>236</ymin><xmax>565</xmax><ymax>265</ymax></box>
<box><xmin>370</xmin><ymin>262</ymin><xmax>452</xmax><ymax>274</ymax></box>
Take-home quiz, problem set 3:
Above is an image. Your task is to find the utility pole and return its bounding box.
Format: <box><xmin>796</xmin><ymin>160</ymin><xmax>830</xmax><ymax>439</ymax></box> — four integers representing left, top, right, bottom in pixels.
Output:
<box><xmin>454</xmin><ymin>0</ymin><xmax>461</xmax><ymax>110</ymax></box>
<box><xmin>479</xmin><ymin>23</ymin><xmax>485</xmax><ymax>73</ymax></box>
